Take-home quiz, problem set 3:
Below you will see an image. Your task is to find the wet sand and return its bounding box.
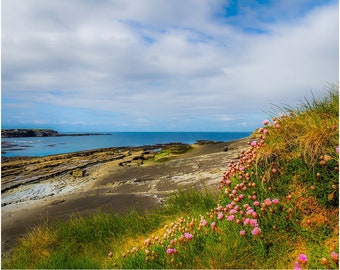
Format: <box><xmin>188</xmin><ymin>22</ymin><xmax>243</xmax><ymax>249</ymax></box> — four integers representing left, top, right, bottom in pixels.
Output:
<box><xmin>1</xmin><ymin>138</ymin><xmax>251</xmax><ymax>255</ymax></box>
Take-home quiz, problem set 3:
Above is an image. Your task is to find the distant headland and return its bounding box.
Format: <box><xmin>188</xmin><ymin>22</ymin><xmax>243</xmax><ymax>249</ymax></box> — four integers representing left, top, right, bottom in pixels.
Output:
<box><xmin>1</xmin><ymin>129</ymin><xmax>109</xmax><ymax>138</ymax></box>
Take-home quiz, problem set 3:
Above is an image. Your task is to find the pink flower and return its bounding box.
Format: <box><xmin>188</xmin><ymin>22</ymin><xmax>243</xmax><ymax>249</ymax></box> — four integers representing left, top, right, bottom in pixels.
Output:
<box><xmin>166</xmin><ymin>248</ymin><xmax>177</xmax><ymax>256</ymax></box>
<box><xmin>184</xmin><ymin>233</ymin><xmax>193</xmax><ymax>240</ymax></box>
<box><xmin>294</xmin><ymin>262</ymin><xmax>302</xmax><ymax>270</ymax></box>
<box><xmin>217</xmin><ymin>212</ymin><xmax>224</xmax><ymax>220</ymax></box>
<box><xmin>272</xmin><ymin>198</ymin><xmax>279</xmax><ymax>204</ymax></box>
<box><xmin>200</xmin><ymin>219</ymin><xmax>207</xmax><ymax>227</ymax></box>
<box><xmin>211</xmin><ymin>221</ymin><xmax>216</xmax><ymax>228</ymax></box>
<box><xmin>263</xmin><ymin>129</ymin><xmax>269</xmax><ymax>134</ymax></box>
<box><xmin>227</xmin><ymin>215</ymin><xmax>235</xmax><ymax>221</ymax></box>
<box><xmin>243</xmin><ymin>218</ymin><xmax>250</xmax><ymax>225</ymax></box>
<box><xmin>239</xmin><ymin>230</ymin><xmax>246</xmax><ymax>236</ymax></box>
<box><xmin>336</xmin><ymin>147</ymin><xmax>339</xmax><ymax>154</ymax></box>
<box><xmin>263</xmin><ymin>119</ymin><xmax>270</xmax><ymax>125</ymax></box>
<box><xmin>247</xmin><ymin>209</ymin><xmax>254</xmax><ymax>215</ymax></box>
<box><xmin>297</xmin><ymin>253</ymin><xmax>308</xmax><ymax>264</ymax></box>
<box><xmin>251</xmin><ymin>227</ymin><xmax>261</xmax><ymax>235</ymax></box>
<box><xmin>253</xmin><ymin>201</ymin><xmax>260</xmax><ymax>206</ymax></box>
<box><xmin>264</xmin><ymin>198</ymin><xmax>272</xmax><ymax>206</ymax></box>
<box><xmin>229</xmin><ymin>209</ymin><xmax>238</xmax><ymax>215</ymax></box>
<box><xmin>331</xmin><ymin>251</ymin><xmax>339</xmax><ymax>262</ymax></box>
<box><xmin>249</xmin><ymin>219</ymin><xmax>259</xmax><ymax>227</ymax></box>
<box><xmin>250</xmin><ymin>140</ymin><xmax>257</xmax><ymax>146</ymax></box>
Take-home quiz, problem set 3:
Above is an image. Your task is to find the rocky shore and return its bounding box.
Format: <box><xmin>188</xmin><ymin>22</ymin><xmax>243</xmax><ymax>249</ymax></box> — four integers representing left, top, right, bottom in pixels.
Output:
<box><xmin>1</xmin><ymin>138</ymin><xmax>251</xmax><ymax>255</ymax></box>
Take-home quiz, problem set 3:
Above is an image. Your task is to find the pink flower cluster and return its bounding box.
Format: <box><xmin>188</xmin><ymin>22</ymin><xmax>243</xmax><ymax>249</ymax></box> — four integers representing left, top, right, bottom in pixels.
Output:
<box><xmin>183</xmin><ymin>233</ymin><xmax>193</xmax><ymax>240</ymax></box>
<box><xmin>293</xmin><ymin>253</ymin><xmax>308</xmax><ymax>269</ymax></box>
<box><xmin>216</xmin><ymin>124</ymin><xmax>282</xmax><ymax>237</ymax></box>
<box><xmin>166</xmin><ymin>248</ymin><xmax>177</xmax><ymax>256</ymax></box>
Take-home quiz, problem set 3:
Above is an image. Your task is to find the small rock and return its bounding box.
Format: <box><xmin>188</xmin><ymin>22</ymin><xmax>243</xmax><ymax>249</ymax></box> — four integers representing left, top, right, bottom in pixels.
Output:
<box><xmin>70</xmin><ymin>169</ymin><xmax>86</xmax><ymax>177</ymax></box>
<box><xmin>49</xmin><ymin>199</ymin><xmax>65</xmax><ymax>205</ymax></box>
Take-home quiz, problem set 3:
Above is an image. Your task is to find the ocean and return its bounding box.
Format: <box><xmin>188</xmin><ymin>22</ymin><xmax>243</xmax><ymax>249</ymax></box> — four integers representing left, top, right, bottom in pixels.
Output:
<box><xmin>1</xmin><ymin>132</ymin><xmax>252</xmax><ymax>157</ymax></box>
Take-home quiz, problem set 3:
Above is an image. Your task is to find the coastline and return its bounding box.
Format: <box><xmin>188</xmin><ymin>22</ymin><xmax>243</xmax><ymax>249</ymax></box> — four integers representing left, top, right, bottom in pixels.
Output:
<box><xmin>1</xmin><ymin>137</ymin><xmax>252</xmax><ymax>255</ymax></box>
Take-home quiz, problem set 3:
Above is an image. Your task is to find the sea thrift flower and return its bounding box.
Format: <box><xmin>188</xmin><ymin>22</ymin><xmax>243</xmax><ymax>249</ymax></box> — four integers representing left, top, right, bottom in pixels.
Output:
<box><xmin>145</xmin><ymin>238</ymin><xmax>151</xmax><ymax>247</ymax></box>
<box><xmin>272</xmin><ymin>198</ymin><xmax>279</xmax><ymax>204</ymax></box>
<box><xmin>200</xmin><ymin>219</ymin><xmax>207</xmax><ymax>227</ymax></box>
<box><xmin>263</xmin><ymin>119</ymin><xmax>270</xmax><ymax>125</ymax></box>
<box><xmin>247</xmin><ymin>209</ymin><xmax>254</xmax><ymax>215</ymax></box>
<box><xmin>336</xmin><ymin>147</ymin><xmax>339</xmax><ymax>154</ymax></box>
<box><xmin>211</xmin><ymin>221</ymin><xmax>216</xmax><ymax>228</ymax></box>
<box><xmin>331</xmin><ymin>251</ymin><xmax>339</xmax><ymax>262</ymax></box>
<box><xmin>166</xmin><ymin>248</ymin><xmax>177</xmax><ymax>256</ymax></box>
<box><xmin>250</xmin><ymin>140</ymin><xmax>257</xmax><ymax>146</ymax></box>
<box><xmin>264</xmin><ymin>198</ymin><xmax>272</xmax><ymax>206</ymax></box>
<box><xmin>227</xmin><ymin>215</ymin><xmax>235</xmax><ymax>221</ymax></box>
<box><xmin>294</xmin><ymin>262</ymin><xmax>302</xmax><ymax>270</ymax></box>
<box><xmin>217</xmin><ymin>212</ymin><xmax>224</xmax><ymax>220</ymax></box>
<box><xmin>230</xmin><ymin>209</ymin><xmax>238</xmax><ymax>215</ymax></box>
<box><xmin>249</xmin><ymin>219</ymin><xmax>258</xmax><ymax>227</ymax></box>
<box><xmin>253</xmin><ymin>201</ymin><xmax>260</xmax><ymax>206</ymax></box>
<box><xmin>239</xmin><ymin>230</ymin><xmax>246</xmax><ymax>236</ymax></box>
<box><xmin>243</xmin><ymin>218</ymin><xmax>250</xmax><ymax>225</ymax></box>
<box><xmin>297</xmin><ymin>253</ymin><xmax>308</xmax><ymax>264</ymax></box>
<box><xmin>184</xmin><ymin>233</ymin><xmax>193</xmax><ymax>240</ymax></box>
<box><xmin>251</xmin><ymin>212</ymin><xmax>258</xmax><ymax>218</ymax></box>
<box><xmin>251</xmin><ymin>227</ymin><xmax>261</xmax><ymax>235</ymax></box>
<box><xmin>263</xmin><ymin>129</ymin><xmax>269</xmax><ymax>134</ymax></box>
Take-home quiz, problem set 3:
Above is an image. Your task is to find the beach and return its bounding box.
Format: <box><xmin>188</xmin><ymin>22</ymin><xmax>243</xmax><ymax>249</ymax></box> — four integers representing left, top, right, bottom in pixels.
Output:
<box><xmin>1</xmin><ymin>138</ymin><xmax>251</xmax><ymax>254</ymax></box>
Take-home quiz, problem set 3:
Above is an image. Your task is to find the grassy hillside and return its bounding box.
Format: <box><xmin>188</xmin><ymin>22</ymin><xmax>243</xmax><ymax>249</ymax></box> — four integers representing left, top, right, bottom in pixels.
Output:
<box><xmin>3</xmin><ymin>85</ymin><xmax>339</xmax><ymax>269</ymax></box>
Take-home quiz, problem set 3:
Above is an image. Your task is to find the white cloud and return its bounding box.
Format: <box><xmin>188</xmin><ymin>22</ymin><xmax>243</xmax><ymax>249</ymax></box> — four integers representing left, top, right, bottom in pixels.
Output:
<box><xmin>2</xmin><ymin>0</ymin><xmax>338</xmax><ymax>131</ymax></box>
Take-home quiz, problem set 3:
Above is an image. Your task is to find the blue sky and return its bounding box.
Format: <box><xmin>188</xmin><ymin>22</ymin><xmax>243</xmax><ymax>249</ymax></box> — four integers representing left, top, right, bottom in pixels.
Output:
<box><xmin>1</xmin><ymin>0</ymin><xmax>339</xmax><ymax>132</ymax></box>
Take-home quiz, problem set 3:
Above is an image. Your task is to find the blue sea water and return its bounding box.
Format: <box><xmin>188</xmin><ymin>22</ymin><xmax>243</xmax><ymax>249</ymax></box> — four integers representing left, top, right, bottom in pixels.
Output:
<box><xmin>1</xmin><ymin>132</ymin><xmax>252</xmax><ymax>157</ymax></box>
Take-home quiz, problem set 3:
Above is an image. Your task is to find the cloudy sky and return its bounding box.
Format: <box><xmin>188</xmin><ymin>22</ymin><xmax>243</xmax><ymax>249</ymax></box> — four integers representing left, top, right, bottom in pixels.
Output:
<box><xmin>2</xmin><ymin>0</ymin><xmax>339</xmax><ymax>132</ymax></box>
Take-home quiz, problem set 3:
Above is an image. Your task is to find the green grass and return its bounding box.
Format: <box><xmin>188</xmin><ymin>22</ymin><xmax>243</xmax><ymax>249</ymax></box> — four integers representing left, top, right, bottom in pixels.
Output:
<box><xmin>3</xmin><ymin>84</ymin><xmax>339</xmax><ymax>269</ymax></box>
<box><xmin>153</xmin><ymin>144</ymin><xmax>193</xmax><ymax>162</ymax></box>
<box><xmin>3</xmin><ymin>189</ymin><xmax>217</xmax><ymax>269</ymax></box>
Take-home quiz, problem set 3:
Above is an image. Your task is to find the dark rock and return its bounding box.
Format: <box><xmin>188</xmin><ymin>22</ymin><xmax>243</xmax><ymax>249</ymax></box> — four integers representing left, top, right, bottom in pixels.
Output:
<box><xmin>196</xmin><ymin>140</ymin><xmax>222</xmax><ymax>145</ymax></box>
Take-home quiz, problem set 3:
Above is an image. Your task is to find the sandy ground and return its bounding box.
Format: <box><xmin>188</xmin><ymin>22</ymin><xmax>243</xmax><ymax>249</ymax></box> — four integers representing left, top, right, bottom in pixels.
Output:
<box><xmin>1</xmin><ymin>138</ymin><xmax>250</xmax><ymax>255</ymax></box>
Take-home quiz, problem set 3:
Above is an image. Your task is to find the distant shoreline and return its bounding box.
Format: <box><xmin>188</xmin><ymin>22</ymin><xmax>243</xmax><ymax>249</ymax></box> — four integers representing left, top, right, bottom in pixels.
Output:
<box><xmin>1</xmin><ymin>128</ymin><xmax>110</xmax><ymax>138</ymax></box>
<box><xmin>1</xmin><ymin>131</ymin><xmax>252</xmax><ymax>158</ymax></box>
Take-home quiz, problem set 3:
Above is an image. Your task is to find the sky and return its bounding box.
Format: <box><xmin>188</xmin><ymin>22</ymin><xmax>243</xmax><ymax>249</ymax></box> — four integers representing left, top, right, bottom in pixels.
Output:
<box><xmin>1</xmin><ymin>0</ymin><xmax>339</xmax><ymax>132</ymax></box>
